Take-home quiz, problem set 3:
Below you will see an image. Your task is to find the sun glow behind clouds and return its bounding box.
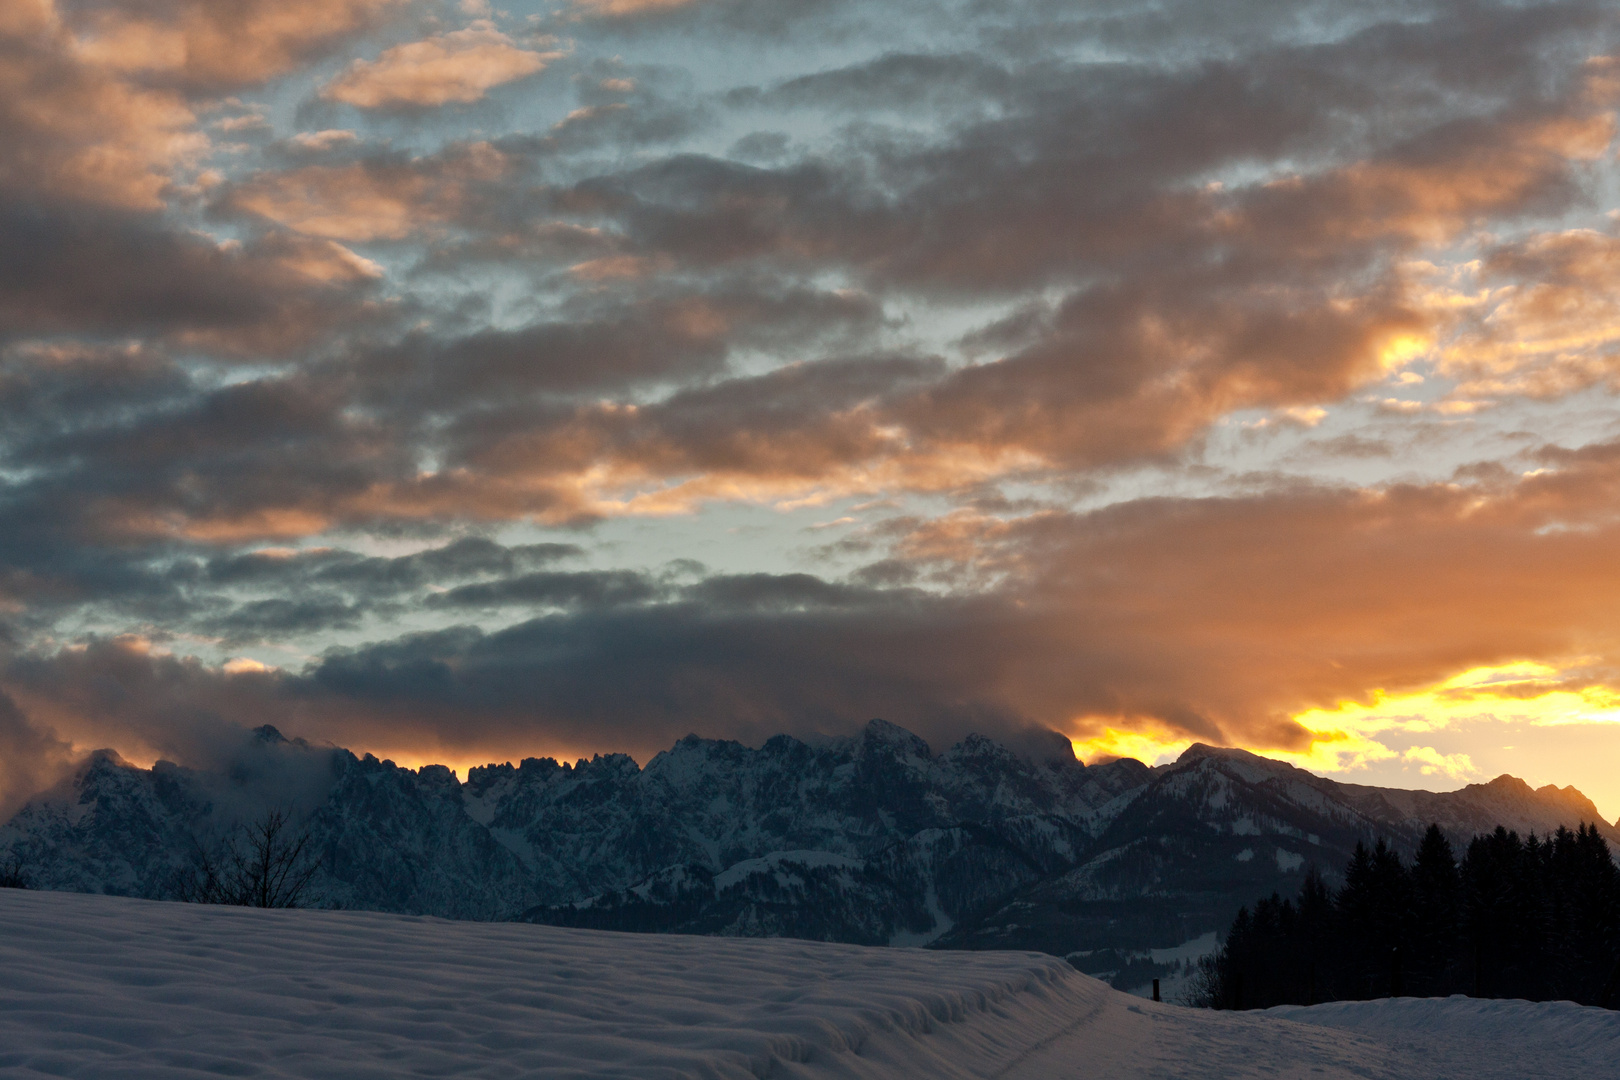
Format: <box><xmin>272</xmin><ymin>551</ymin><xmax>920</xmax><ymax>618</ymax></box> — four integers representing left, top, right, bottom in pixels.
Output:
<box><xmin>1292</xmin><ymin>660</ymin><xmax>1620</xmax><ymax>746</ymax></box>
<box><xmin>1073</xmin><ymin>661</ymin><xmax>1620</xmax><ymax>787</ymax></box>
<box><xmin>1071</xmin><ymin>724</ymin><xmax>1195</xmax><ymax>768</ymax></box>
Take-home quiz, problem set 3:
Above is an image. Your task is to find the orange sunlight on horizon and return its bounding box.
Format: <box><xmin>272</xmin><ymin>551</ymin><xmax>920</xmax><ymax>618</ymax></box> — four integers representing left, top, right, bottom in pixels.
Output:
<box><xmin>1072</xmin><ymin>660</ymin><xmax>1620</xmax><ymax>822</ymax></box>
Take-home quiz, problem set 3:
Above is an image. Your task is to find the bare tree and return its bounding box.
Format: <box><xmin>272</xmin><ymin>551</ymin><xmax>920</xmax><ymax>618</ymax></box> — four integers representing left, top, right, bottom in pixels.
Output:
<box><xmin>173</xmin><ymin>839</ymin><xmax>229</xmax><ymax>904</ymax></box>
<box><xmin>0</xmin><ymin>850</ymin><xmax>27</xmax><ymax>889</ymax></box>
<box><xmin>231</xmin><ymin>810</ymin><xmax>321</xmax><ymax>908</ymax></box>
<box><xmin>174</xmin><ymin>810</ymin><xmax>321</xmax><ymax>908</ymax></box>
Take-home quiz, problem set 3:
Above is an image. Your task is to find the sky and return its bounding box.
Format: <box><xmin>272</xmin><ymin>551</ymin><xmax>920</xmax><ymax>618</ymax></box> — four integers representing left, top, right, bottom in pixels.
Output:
<box><xmin>4</xmin><ymin>0</ymin><xmax>1620</xmax><ymax>821</ymax></box>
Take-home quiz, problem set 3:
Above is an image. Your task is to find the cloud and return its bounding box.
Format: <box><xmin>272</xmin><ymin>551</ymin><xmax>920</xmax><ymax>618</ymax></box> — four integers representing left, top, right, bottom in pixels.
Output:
<box><xmin>0</xmin><ymin>364</ymin><xmax>416</xmax><ymax>555</ymax></box>
<box><xmin>567</xmin><ymin>0</ymin><xmax>703</xmax><ymax>19</ymax></box>
<box><xmin>424</xmin><ymin>568</ymin><xmax>660</xmax><ymax>609</ymax></box>
<box><xmin>450</xmin><ymin>8</ymin><xmax>1611</xmax><ymax>498</ymax></box>
<box><xmin>223</xmin><ymin>141</ymin><xmax>510</xmax><ymax>240</ymax></box>
<box><xmin>0</xmin><ymin>0</ymin><xmax>418</xmax><ymax>212</ymax></box>
<box><xmin>321</xmin><ymin>23</ymin><xmax>562</xmax><ymax>109</ymax></box>
<box><xmin>748</xmin><ymin>52</ymin><xmax>1017</xmax><ymax>114</ymax></box>
<box><xmin>11</xmin><ymin>451</ymin><xmax>1620</xmax><ymax>789</ymax></box>
<box><xmin>0</xmin><ymin>689</ymin><xmax>74</xmax><ymax>822</ymax></box>
<box><xmin>77</xmin><ymin>3</ymin><xmax>1597</xmax><ymax>546</ymax></box>
<box><xmin>8</xmin><ymin>0</ymin><xmax>1620</xmax><ymax>817</ymax></box>
<box><xmin>205</xmin><ymin>537</ymin><xmax>583</xmax><ymax>591</ymax></box>
<box><xmin>0</xmin><ymin>4</ymin><xmax>202</xmax><ymax>210</ymax></box>
<box><xmin>1432</xmin><ymin>226</ymin><xmax>1620</xmax><ymax>398</ymax></box>
<box><xmin>0</xmin><ymin>207</ymin><xmax>386</xmax><ymax>350</ymax></box>
<box><xmin>68</xmin><ymin>0</ymin><xmax>406</xmax><ymax>90</ymax></box>
<box><xmin>562</xmin><ymin>0</ymin><xmax>844</xmax><ymax>36</ymax></box>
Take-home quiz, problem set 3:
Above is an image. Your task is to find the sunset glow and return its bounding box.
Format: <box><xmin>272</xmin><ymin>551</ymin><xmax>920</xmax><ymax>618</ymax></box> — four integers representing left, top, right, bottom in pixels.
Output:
<box><xmin>2</xmin><ymin>0</ymin><xmax>1620</xmax><ymax>825</ymax></box>
<box><xmin>1072</xmin><ymin>661</ymin><xmax>1620</xmax><ymax>817</ymax></box>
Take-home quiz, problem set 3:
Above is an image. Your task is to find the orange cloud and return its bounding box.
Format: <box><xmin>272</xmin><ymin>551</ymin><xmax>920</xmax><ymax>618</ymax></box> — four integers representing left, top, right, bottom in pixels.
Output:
<box><xmin>568</xmin><ymin>0</ymin><xmax>702</xmax><ymax>18</ymax></box>
<box><xmin>0</xmin><ymin>0</ymin><xmax>410</xmax><ymax>210</ymax></box>
<box><xmin>69</xmin><ymin>0</ymin><xmax>404</xmax><ymax>89</ymax></box>
<box><xmin>19</xmin><ymin>452</ymin><xmax>1620</xmax><ymax>819</ymax></box>
<box><xmin>322</xmin><ymin>23</ymin><xmax>562</xmax><ymax>109</ymax></box>
<box><xmin>228</xmin><ymin>143</ymin><xmax>508</xmax><ymax>240</ymax></box>
<box><xmin>1428</xmin><ymin>229</ymin><xmax>1620</xmax><ymax>399</ymax></box>
<box><xmin>260</xmin><ymin>234</ymin><xmax>385</xmax><ymax>283</ymax></box>
<box><xmin>570</xmin><ymin>254</ymin><xmax>673</xmax><ymax>281</ymax></box>
<box><xmin>0</xmin><ymin>3</ymin><xmax>202</xmax><ymax>209</ymax></box>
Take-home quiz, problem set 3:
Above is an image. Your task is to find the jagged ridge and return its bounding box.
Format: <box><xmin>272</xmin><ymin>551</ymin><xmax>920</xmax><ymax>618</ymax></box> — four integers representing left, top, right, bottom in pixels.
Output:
<box><xmin>2</xmin><ymin>721</ymin><xmax>1613</xmax><ymax>968</ymax></box>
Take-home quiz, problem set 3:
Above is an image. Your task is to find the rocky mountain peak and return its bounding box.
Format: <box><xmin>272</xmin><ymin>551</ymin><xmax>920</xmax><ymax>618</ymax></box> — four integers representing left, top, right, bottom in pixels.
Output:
<box><xmin>1174</xmin><ymin>743</ymin><xmax>1275</xmax><ymax>766</ymax></box>
<box><xmin>81</xmin><ymin>748</ymin><xmax>131</xmax><ymax>772</ymax></box>
<box><xmin>5</xmin><ymin>719</ymin><xmax>1615</xmax><ymax>968</ymax></box>
<box><xmin>942</xmin><ymin>732</ymin><xmax>1017</xmax><ymax>765</ymax></box>
<box><xmin>857</xmin><ymin>718</ymin><xmax>932</xmax><ymax>760</ymax></box>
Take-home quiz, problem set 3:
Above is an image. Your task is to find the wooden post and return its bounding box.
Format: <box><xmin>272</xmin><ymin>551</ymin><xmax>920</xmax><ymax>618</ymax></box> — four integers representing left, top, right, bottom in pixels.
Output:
<box><xmin>1152</xmin><ymin>978</ymin><xmax>1160</xmax><ymax>1002</ymax></box>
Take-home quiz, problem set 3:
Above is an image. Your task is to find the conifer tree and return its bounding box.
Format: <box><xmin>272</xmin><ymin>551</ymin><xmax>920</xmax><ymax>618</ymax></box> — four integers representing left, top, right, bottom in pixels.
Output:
<box><xmin>1208</xmin><ymin>819</ymin><xmax>1620</xmax><ymax>1010</ymax></box>
<box><xmin>1410</xmin><ymin>824</ymin><xmax>1460</xmax><ymax>993</ymax></box>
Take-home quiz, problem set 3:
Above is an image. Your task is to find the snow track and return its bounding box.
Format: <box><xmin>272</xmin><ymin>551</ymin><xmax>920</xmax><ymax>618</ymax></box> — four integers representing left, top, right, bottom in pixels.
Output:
<box><xmin>2</xmin><ymin>890</ymin><xmax>1616</xmax><ymax>1079</ymax></box>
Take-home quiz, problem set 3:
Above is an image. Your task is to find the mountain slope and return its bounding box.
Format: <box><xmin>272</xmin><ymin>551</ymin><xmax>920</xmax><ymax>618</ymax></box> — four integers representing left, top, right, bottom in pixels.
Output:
<box><xmin>6</xmin><ymin>890</ymin><xmax>1618</xmax><ymax>1080</ymax></box>
<box><xmin>2</xmin><ymin>721</ymin><xmax>1613</xmax><ymax>969</ymax></box>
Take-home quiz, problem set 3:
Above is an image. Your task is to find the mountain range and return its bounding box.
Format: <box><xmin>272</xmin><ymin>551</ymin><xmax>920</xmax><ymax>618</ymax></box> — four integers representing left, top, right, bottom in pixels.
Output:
<box><xmin>3</xmin><ymin>719</ymin><xmax>1614</xmax><ymax>989</ymax></box>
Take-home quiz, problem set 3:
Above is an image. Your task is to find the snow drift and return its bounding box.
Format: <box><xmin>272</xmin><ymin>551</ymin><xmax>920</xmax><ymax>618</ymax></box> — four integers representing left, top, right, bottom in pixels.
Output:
<box><xmin>2</xmin><ymin>890</ymin><xmax>1616</xmax><ymax>1079</ymax></box>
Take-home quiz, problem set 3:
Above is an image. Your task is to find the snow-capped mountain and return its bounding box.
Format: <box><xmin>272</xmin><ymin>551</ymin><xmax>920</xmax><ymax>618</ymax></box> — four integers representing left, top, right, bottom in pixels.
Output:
<box><xmin>2</xmin><ymin>720</ymin><xmax>1613</xmax><ymax>969</ymax></box>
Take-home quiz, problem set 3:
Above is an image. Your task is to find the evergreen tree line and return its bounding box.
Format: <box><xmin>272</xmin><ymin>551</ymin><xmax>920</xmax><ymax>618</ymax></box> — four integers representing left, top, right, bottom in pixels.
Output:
<box><xmin>1197</xmin><ymin>823</ymin><xmax>1620</xmax><ymax>1009</ymax></box>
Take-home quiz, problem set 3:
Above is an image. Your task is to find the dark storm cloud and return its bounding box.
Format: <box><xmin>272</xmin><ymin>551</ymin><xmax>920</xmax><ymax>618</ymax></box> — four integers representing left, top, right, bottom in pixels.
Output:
<box><xmin>299</xmin><ymin>586</ymin><xmax>1025</xmax><ymax>755</ymax></box>
<box><xmin>681</xmin><ymin>571</ymin><xmax>900</xmax><ymax>611</ymax></box>
<box><xmin>0</xmin><ymin>4</ymin><xmax>400</xmax><ymax>362</ymax></box>
<box><xmin>205</xmin><ymin>537</ymin><xmax>584</xmax><ymax>591</ymax></box>
<box><xmin>0</xmin><ymin>207</ymin><xmax>385</xmax><ymax>351</ymax></box>
<box><xmin>205</xmin><ymin>596</ymin><xmax>370</xmax><ymax>640</ymax></box>
<box><xmin>350</xmin><ymin>309</ymin><xmax>732</xmax><ymax>406</ymax></box>
<box><xmin>0</xmin><ymin>689</ymin><xmax>74</xmax><ymax>821</ymax></box>
<box><xmin>434</xmin><ymin>353</ymin><xmax>946</xmax><ymax>488</ymax></box>
<box><xmin>21</xmin><ymin>373</ymin><xmax>408</xmax><ymax>541</ymax></box>
<box><xmin>0</xmin><ymin>528</ymin><xmax>589</xmax><ymax>637</ymax></box>
<box><xmin>0</xmin><ymin>350</ymin><xmax>401</xmax><ymax>626</ymax></box>
<box><xmin>351</xmin><ymin>279</ymin><xmax>888</xmax><ymax>413</ymax></box>
<box><xmin>424</xmin><ymin>568</ymin><xmax>661</xmax><ymax>609</ymax></box>
<box><xmin>739</xmin><ymin>52</ymin><xmax>1019</xmax><ymax>113</ymax></box>
<box><xmin>0</xmin><ymin>348</ymin><xmax>195</xmax><ymax>619</ymax></box>
<box><xmin>0</xmin><ymin>343</ymin><xmax>190</xmax><ymax>450</ymax></box>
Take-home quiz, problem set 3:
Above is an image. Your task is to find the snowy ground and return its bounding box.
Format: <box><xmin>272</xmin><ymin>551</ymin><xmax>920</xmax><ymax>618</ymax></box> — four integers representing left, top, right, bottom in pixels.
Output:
<box><xmin>2</xmin><ymin>891</ymin><xmax>1615</xmax><ymax>1079</ymax></box>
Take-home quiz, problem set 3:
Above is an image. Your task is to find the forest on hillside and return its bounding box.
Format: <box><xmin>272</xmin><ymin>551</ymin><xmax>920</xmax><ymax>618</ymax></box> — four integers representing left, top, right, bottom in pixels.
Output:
<box><xmin>1199</xmin><ymin>823</ymin><xmax>1620</xmax><ymax>1009</ymax></box>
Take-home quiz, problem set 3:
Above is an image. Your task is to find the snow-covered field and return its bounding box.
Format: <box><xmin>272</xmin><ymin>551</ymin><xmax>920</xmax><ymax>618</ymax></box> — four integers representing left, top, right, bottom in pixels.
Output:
<box><xmin>2</xmin><ymin>890</ymin><xmax>1615</xmax><ymax>1079</ymax></box>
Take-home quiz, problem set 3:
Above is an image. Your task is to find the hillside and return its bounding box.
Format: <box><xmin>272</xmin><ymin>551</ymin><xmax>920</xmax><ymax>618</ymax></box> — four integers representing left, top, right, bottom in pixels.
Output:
<box><xmin>3</xmin><ymin>890</ymin><xmax>1617</xmax><ymax>1080</ymax></box>
<box><xmin>2</xmin><ymin>720</ymin><xmax>1613</xmax><ymax>977</ymax></box>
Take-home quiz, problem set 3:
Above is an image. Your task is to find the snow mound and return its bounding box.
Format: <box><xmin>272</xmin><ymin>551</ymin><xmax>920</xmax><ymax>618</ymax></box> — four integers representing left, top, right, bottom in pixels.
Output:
<box><xmin>1269</xmin><ymin>996</ymin><xmax>1620</xmax><ymax>1079</ymax></box>
<box><xmin>2</xmin><ymin>890</ymin><xmax>1615</xmax><ymax>1080</ymax></box>
<box><xmin>0</xmin><ymin>890</ymin><xmax>1096</xmax><ymax>1080</ymax></box>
